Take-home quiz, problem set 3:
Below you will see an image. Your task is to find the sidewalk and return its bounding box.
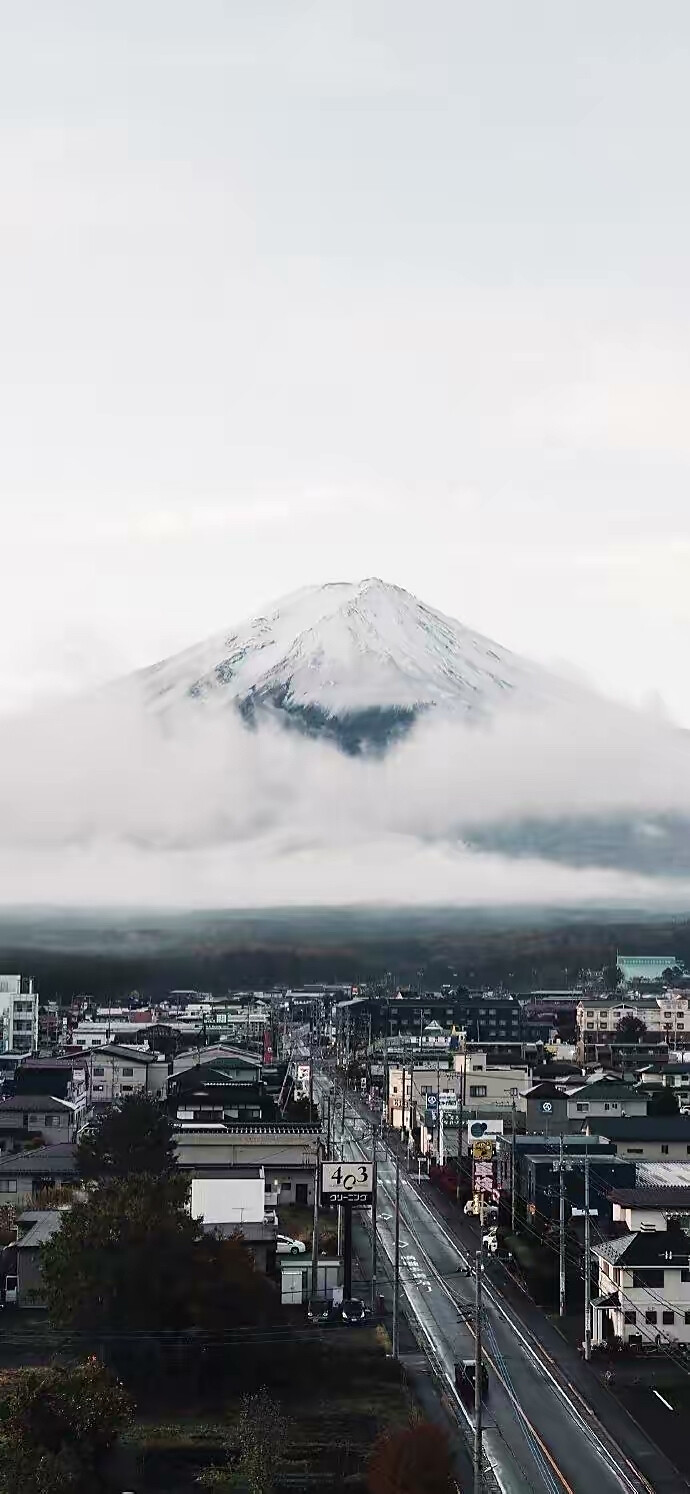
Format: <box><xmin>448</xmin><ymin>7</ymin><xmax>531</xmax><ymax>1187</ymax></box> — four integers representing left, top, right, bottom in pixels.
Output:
<box><xmin>419</xmin><ymin>1178</ymin><xmax>688</xmax><ymax>1494</ymax></box>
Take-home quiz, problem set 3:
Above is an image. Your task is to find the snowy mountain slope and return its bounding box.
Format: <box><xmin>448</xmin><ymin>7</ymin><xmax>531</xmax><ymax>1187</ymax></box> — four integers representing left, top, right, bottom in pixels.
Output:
<box><xmin>133</xmin><ymin>578</ymin><xmax>576</xmax><ymax>751</ymax></box>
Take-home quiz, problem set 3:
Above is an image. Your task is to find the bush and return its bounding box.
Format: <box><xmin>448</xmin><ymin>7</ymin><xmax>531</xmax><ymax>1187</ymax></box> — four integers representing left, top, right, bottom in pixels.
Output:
<box><xmin>0</xmin><ymin>1358</ymin><xmax>133</xmax><ymax>1494</ymax></box>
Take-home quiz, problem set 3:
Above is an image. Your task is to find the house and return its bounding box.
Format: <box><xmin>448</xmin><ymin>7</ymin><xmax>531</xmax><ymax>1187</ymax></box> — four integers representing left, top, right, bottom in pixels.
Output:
<box><xmin>168</xmin><ymin>1057</ymin><xmax>281</xmax><ymax>1125</ymax></box>
<box><xmin>585</xmin><ymin>1116</ymin><xmax>690</xmax><ymax>1161</ymax></box>
<box><xmin>71</xmin><ymin>1020</ymin><xmax>156</xmax><ymax>1050</ymax></box>
<box><xmin>607</xmin><ymin>1186</ymin><xmax>690</xmax><ymax>1234</ymax></box>
<box><xmin>565</xmin><ymin>1077</ymin><xmax>648</xmax><ymax>1129</ymax></box>
<box><xmin>0</xmin><ymin>1143</ymin><xmax>78</xmax><ymax>1207</ymax></box>
<box><xmin>190</xmin><ymin>1169</ymin><xmax>277</xmax><ymax>1272</ymax></box>
<box><xmin>87</xmin><ymin>1045</ymin><xmax>169</xmax><ymax>1103</ymax></box>
<box><xmin>13</xmin><ymin>1058</ymin><xmax>88</xmax><ymax>1109</ymax></box>
<box><xmin>453</xmin><ymin>1050</ymin><xmax>530</xmax><ymax>1116</ymax></box>
<box><xmin>15</xmin><ymin>1209</ymin><xmax>65</xmax><ymax>1306</ymax></box>
<box><xmin>175</xmin><ymin>1123</ymin><xmax>319</xmax><ymax>1208</ymax></box>
<box><xmin>0</xmin><ymin>1094</ymin><xmax>83</xmax><ymax>1147</ymax></box>
<box><xmin>593</xmin><ymin>1224</ymin><xmax>690</xmax><ymax>1346</ymax></box>
<box><xmin>523</xmin><ymin>1080</ymin><xmax>570</xmax><ymax>1135</ymax></box>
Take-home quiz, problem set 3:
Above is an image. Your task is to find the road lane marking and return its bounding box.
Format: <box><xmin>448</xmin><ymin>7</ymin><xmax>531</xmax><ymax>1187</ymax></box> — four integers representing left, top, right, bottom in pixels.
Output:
<box><xmin>652</xmin><ymin>1390</ymin><xmax>674</xmax><ymax>1411</ymax></box>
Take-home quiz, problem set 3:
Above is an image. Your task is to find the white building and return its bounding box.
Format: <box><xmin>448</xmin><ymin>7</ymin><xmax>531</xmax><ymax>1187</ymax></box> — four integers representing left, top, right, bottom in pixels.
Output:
<box><xmin>577</xmin><ymin>995</ymin><xmax>690</xmax><ymax>1047</ymax></box>
<box><xmin>593</xmin><ymin>1227</ymin><xmax>690</xmax><ymax>1346</ymax></box>
<box><xmin>72</xmin><ymin>1020</ymin><xmax>156</xmax><ymax>1050</ymax></box>
<box><xmin>87</xmin><ymin>1045</ymin><xmax>170</xmax><ymax>1102</ymax></box>
<box><xmin>0</xmin><ymin>976</ymin><xmax>38</xmax><ymax>1054</ymax></box>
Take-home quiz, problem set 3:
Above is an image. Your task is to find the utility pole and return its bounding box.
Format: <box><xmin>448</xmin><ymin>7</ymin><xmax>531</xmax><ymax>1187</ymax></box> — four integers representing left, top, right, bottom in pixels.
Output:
<box><xmin>392</xmin><ymin>1150</ymin><xmax>400</xmax><ymax>1359</ymax></box>
<box><xmin>343</xmin><ymin>1205</ymin><xmax>353</xmax><ymax>1299</ymax></box>
<box><xmin>439</xmin><ymin>1103</ymin><xmax>445</xmax><ymax>1168</ymax></box>
<box><xmin>559</xmin><ymin>1133</ymin><xmax>566</xmax><ymax>1318</ymax></box>
<box><xmin>401</xmin><ymin>1061</ymin><xmax>406</xmax><ymax>1142</ymax></box>
<box><xmin>326</xmin><ymin>1092</ymin><xmax>332</xmax><ymax>1157</ymax></box>
<box><xmin>341</xmin><ymin>1078</ymin><xmax>346</xmax><ymax>1136</ymax></box>
<box><xmin>371</xmin><ymin>1124</ymin><xmax>378</xmax><ymax>1313</ymax></box>
<box><xmin>436</xmin><ymin>1053</ymin><xmax>441</xmax><ymax>1161</ymax></box>
<box><xmin>511</xmin><ymin>1100</ymin><xmax>517</xmax><ymax>1234</ymax></box>
<box><xmin>310</xmin><ymin>1142</ymin><xmax>320</xmax><ymax>1303</ymax></box>
<box><xmin>584</xmin><ymin>1151</ymin><xmax>592</xmax><ymax>1361</ymax></box>
<box><xmin>474</xmin><ymin>1251</ymin><xmax>483</xmax><ymax>1494</ymax></box>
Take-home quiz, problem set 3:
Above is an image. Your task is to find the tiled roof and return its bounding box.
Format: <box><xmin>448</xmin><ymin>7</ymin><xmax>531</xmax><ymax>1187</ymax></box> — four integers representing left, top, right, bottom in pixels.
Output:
<box><xmin>0</xmin><ymin>1094</ymin><xmax>73</xmax><ymax>1113</ymax></box>
<box><xmin>591</xmin><ymin>1117</ymin><xmax>690</xmax><ymax>1140</ymax></box>
<box><xmin>594</xmin><ymin>1229</ymin><xmax>690</xmax><ymax>1266</ymax></box>
<box><xmin>0</xmin><ymin>1143</ymin><xmax>77</xmax><ymax>1175</ymax></box>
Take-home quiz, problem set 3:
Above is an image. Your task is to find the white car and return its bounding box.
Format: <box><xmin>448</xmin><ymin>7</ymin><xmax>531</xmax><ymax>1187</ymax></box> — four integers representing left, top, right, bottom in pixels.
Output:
<box><xmin>276</xmin><ymin>1234</ymin><xmax>307</xmax><ymax>1256</ymax></box>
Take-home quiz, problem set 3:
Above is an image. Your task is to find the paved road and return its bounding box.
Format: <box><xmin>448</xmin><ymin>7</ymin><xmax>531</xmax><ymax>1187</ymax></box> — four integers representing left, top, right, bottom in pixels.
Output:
<box><xmin>319</xmin><ymin>1073</ymin><xmax>661</xmax><ymax>1494</ymax></box>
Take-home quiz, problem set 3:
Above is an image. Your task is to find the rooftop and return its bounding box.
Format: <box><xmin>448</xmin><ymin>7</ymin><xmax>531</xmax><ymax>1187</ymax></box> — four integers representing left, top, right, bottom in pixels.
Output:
<box><xmin>586</xmin><ymin>1116</ymin><xmax>690</xmax><ymax>1141</ymax></box>
<box><xmin>0</xmin><ymin>1143</ymin><xmax>77</xmax><ymax>1175</ymax></box>
<box><xmin>88</xmin><ymin>1045</ymin><xmax>160</xmax><ymax>1063</ymax></box>
<box><xmin>594</xmin><ymin>1228</ymin><xmax>690</xmax><ymax>1267</ymax></box>
<box><xmin>607</xmin><ymin>1187</ymin><xmax>690</xmax><ymax>1208</ymax></box>
<box><xmin>0</xmin><ymin>1094</ymin><xmax>74</xmax><ymax>1113</ymax></box>
<box><xmin>16</xmin><ymin>1209</ymin><xmax>65</xmax><ymax>1249</ymax></box>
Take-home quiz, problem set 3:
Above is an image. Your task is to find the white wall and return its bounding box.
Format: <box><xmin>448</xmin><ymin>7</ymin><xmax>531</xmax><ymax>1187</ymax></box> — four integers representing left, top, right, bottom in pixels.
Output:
<box><xmin>190</xmin><ymin>1175</ymin><xmax>265</xmax><ymax>1225</ymax></box>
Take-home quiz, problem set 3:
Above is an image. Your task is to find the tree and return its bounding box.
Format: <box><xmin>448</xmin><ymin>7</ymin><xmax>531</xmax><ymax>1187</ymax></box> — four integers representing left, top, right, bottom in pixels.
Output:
<box><xmin>199</xmin><ymin>1387</ymin><xmax>287</xmax><ymax>1492</ymax></box>
<box><xmin>77</xmin><ymin>1092</ymin><xmax>178</xmax><ymax>1180</ymax></box>
<box><xmin>366</xmin><ymin>1423</ymin><xmax>456</xmax><ymax>1494</ymax></box>
<box><xmin>662</xmin><ymin>966</ymin><xmax>685</xmax><ymax>986</ymax></box>
<box><xmin>41</xmin><ymin>1175</ymin><xmax>276</xmax><ymax>1336</ymax></box>
<box><xmin>615</xmin><ymin>1016</ymin><xmax>647</xmax><ymax>1043</ymax></box>
<box><xmin>602</xmin><ymin>964</ymin><xmax>623</xmax><ymax>993</ymax></box>
<box><xmin>648</xmin><ymin>1086</ymin><xmax>681</xmax><ymax>1116</ymax></box>
<box><xmin>0</xmin><ymin>1358</ymin><xmax>133</xmax><ymax>1494</ymax></box>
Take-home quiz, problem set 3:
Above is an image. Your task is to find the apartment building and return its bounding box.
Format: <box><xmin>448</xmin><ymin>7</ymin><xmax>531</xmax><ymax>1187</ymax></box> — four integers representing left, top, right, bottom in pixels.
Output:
<box><xmin>577</xmin><ymin>995</ymin><xmax>690</xmax><ymax>1058</ymax></box>
<box><xmin>0</xmin><ymin>976</ymin><xmax>38</xmax><ymax>1054</ymax></box>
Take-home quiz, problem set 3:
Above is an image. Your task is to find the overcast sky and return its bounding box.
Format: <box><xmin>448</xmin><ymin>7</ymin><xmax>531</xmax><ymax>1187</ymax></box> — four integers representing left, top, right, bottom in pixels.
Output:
<box><xmin>2</xmin><ymin>2</ymin><xmax>690</xmax><ymax>722</ymax></box>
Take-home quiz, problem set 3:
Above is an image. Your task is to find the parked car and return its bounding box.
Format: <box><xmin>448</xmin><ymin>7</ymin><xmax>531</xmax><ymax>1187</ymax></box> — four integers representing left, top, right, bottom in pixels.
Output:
<box><xmin>310</xmin><ymin>1297</ymin><xmax>368</xmax><ymax>1326</ymax></box>
<box><xmin>277</xmin><ymin>1234</ymin><xmax>306</xmax><ymax>1256</ymax></box>
<box><xmin>341</xmin><ymin>1297</ymin><xmax>367</xmax><ymax>1324</ymax></box>
<box><xmin>454</xmin><ymin>1358</ymin><xmax>489</xmax><ymax>1406</ymax></box>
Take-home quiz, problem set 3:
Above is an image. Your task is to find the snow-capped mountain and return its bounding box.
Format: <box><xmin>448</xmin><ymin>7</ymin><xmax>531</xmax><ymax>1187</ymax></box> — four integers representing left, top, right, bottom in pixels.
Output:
<box><xmin>135</xmin><ymin>578</ymin><xmax>570</xmax><ymax>753</ymax></box>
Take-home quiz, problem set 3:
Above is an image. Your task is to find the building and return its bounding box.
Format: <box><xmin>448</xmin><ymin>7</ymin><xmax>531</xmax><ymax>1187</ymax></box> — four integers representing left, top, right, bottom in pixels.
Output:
<box><xmin>617</xmin><ymin>954</ymin><xmax>682</xmax><ymax>986</ymax></box>
<box><xmin>15</xmin><ymin>1209</ymin><xmax>65</xmax><ymax>1306</ymax></box>
<box><xmin>607</xmin><ymin>1186</ymin><xmax>690</xmax><ymax>1234</ymax></box>
<box><xmin>336</xmin><ymin>993</ymin><xmax>522</xmax><ymax>1048</ymax></box>
<box><xmin>564</xmin><ymin>1077</ymin><xmax>648</xmax><ymax>1128</ymax></box>
<box><xmin>71</xmin><ymin>1020</ymin><xmax>157</xmax><ymax>1050</ymax></box>
<box><xmin>0</xmin><ymin>976</ymin><xmax>38</xmax><ymax>1054</ymax></box>
<box><xmin>175</xmin><ymin>1123</ymin><xmax>319</xmax><ymax>1208</ymax></box>
<box><xmin>13</xmin><ymin>1057</ymin><xmax>87</xmax><ymax>1108</ymax></box>
<box><xmin>519</xmin><ymin>1148</ymin><xmax>634</xmax><ymax>1226</ymax></box>
<box><xmin>190</xmin><ymin>1170</ymin><xmax>277</xmax><ymax>1272</ymax></box>
<box><xmin>585</xmin><ymin>1115</ymin><xmax>690</xmax><ymax>1161</ymax></box>
<box><xmin>0</xmin><ymin>1143</ymin><xmax>78</xmax><ymax>1207</ymax></box>
<box><xmin>593</xmin><ymin>1225</ymin><xmax>690</xmax><ymax>1346</ymax></box>
<box><xmin>87</xmin><ymin>1045</ymin><xmax>169</xmax><ymax>1102</ymax></box>
<box><xmin>387</xmin><ymin>1050</ymin><xmax>530</xmax><ymax>1131</ymax></box>
<box><xmin>577</xmin><ymin>996</ymin><xmax>690</xmax><ymax>1055</ymax></box>
<box><xmin>0</xmin><ymin>1094</ymin><xmax>83</xmax><ymax>1148</ymax></box>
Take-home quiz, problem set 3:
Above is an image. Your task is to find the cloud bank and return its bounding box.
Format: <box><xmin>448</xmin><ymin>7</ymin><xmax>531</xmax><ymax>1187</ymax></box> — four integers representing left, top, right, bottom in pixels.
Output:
<box><xmin>0</xmin><ymin>686</ymin><xmax>688</xmax><ymax>908</ymax></box>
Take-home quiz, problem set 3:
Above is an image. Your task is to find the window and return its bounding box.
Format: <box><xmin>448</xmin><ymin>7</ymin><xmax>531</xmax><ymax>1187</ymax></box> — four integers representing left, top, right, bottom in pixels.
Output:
<box><xmin>93</xmin><ymin>1084</ymin><xmax>104</xmax><ymax>1092</ymax></box>
<box><xmin>624</xmin><ymin>1311</ymin><xmax>637</xmax><ymax>1325</ymax></box>
<box><xmin>469</xmin><ymin>1085</ymin><xmax>487</xmax><ymax>1098</ymax></box>
<box><xmin>663</xmin><ymin>1311</ymin><xmax>675</xmax><ymax>1325</ymax></box>
<box><xmin>685</xmin><ymin>1312</ymin><xmax>690</xmax><ymax>1326</ymax></box>
<box><xmin>601</xmin><ymin>1260</ymin><xmax>610</xmax><ymax>1278</ymax></box>
<box><xmin>0</xmin><ymin>1180</ymin><xmax>17</xmax><ymax>1193</ymax></box>
<box><xmin>626</xmin><ymin>1148</ymin><xmax>643</xmax><ymax>1155</ymax></box>
<box><xmin>121</xmin><ymin>1084</ymin><xmax>133</xmax><ymax>1092</ymax></box>
<box><xmin>121</xmin><ymin>1067</ymin><xmax>134</xmax><ymax>1077</ymax></box>
<box><xmin>28</xmin><ymin>1115</ymin><xmax>41</xmax><ymax>1127</ymax></box>
<box><xmin>681</xmin><ymin>1269</ymin><xmax>690</xmax><ymax>1283</ymax></box>
<box><xmin>576</xmin><ymin>1103</ymin><xmax>589</xmax><ymax>1112</ymax></box>
<box><xmin>645</xmin><ymin>1310</ymin><xmax>658</xmax><ymax>1325</ymax></box>
<box><xmin>586</xmin><ymin>1023</ymin><xmax>595</xmax><ymax>1030</ymax></box>
<box><xmin>634</xmin><ymin>1271</ymin><xmax>660</xmax><ymax>1288</ymax></box>
<box><xmin>662</xmin><ymin>1145</ymin><xmax>669</xmax><ymax>1156</ymax></box>
<box><xmin>93</xmin><ymin>1067</ymin><xmax>105</xmax><ymax>1077</ymax></box>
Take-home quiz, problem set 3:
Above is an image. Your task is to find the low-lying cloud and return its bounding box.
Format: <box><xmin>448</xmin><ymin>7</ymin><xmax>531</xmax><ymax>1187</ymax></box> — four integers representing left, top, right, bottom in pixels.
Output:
<box><xmin>0</xmin><ymin>687</ymin><xmax>688</xmax><ymax>908</ymax></box>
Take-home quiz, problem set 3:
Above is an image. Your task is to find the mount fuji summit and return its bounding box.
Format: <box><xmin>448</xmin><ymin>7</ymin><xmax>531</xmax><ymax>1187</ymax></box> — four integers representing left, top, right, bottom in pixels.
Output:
<box><xmin>135</xmin><ymin>578</ymin><xmax>571</xmax><ymax>754</ymax></box>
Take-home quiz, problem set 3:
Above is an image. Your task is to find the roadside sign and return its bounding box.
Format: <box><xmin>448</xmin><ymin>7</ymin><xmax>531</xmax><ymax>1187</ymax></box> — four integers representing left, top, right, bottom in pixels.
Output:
<box><xmin>321</xmin><ymin>1161</ymin><xmax>374</xmax><ymax>1207</ymax></box>
<box><xmin>472</xmin><ymin>1139</ymin><xmax>494</xmax><ymax>1162</ymax></box>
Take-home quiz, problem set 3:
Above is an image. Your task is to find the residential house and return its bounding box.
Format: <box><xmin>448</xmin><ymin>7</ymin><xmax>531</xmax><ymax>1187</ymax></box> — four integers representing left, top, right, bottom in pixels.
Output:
<box><xmin>190</xmin><ymin>1169</ymin><xmax>277</xmax><ymax>1272</ymax></box>
<box><xmin>593</xmin><ymin>1224</ymin><xmax>690</xmax><ymax>1346</ymax></box>
<box><xmin>13</xmin><ymin>1058</ymin><xmax>88</xmax><ymax>1110</ymax></box>
<box><xmin>453</xmin><ymin>1049</ymin><xmax>530</xmax><ymax>1116</ymax></box>
<box><xmin>71</xmin><ymin>1020</ymin><xmax>156</xmax><ymax>1050</ymax></box>
<box><xmin>0</xmin><ymin>1143</ymin><xmax>78</xmax><ymax>1207</ymax></box>
<box><xmin>0</xmin><ymin>1094</ymin><xmax>83</xmax><ymax>1148</ymax></box>
<box><xmin>565</xmin><ymin>1077</ymin><xmax>648</xmax><ymax>1131</ymax></box>
<box><xmin>87</xmin><ymin>1045</ymin><xmax>169</xmax><ymax>1103</ymax></box>
<box><xmin>585</xmin><ymin>1115</ymin><xmax>690</xmax><ymax>1161</ymax></box>
<box><xmin>14</xmin><ymin>1209</ymin><xmax>65</xmax><ymax>1306</ymax></box>
<box><xmin>607</xmin><ymin>1186</ymin><xmax>690</xmax><ymax>1234</ymax></box>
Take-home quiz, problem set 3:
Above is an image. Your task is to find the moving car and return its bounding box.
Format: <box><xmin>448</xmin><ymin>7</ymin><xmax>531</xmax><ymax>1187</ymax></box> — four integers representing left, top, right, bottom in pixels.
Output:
<box><xmin>276</xmin><ymin>1234</ymin><xmax>306</xmax><ymax>1256</ymax></box>
<box><xmin>454</xmin><ymin>1358</ymin><xmax>489</xmax><ymax>1406</ymax></box>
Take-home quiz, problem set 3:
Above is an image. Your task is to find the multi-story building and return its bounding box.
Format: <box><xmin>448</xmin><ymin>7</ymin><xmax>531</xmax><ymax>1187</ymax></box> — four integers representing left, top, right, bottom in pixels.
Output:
<box><xmin>617</xmin><ymin>954</ymin><xmax>682</xmax><ymax>987</ymax></box>
<box><xmin>585</xmin><ymin>1115</ymin><xmax>690</xmax><ymax>1161</ymax></box>
<box><xmin>87</xmin><ymin>1045</ymin><xmax>170</xmax><ymax>1102</ymax></box>
<box><xmin>593</xmin><ymin>1225</ymin><xmax>690</xmax><ymax>1346</ymax></box>
<box><xmin>337</xmin><ymin>993</ymin><xmax>522</xmax><ymax>1050</ymax></box>
<box><xmin>0</xmin><ymin>976</ymin><xmax>38</xmax><ymax>1054</ymax></box>
<box><xmin>577</xmin><ymin>995</ymin><xmax>690</xmax><ymax>1057</ymax></box>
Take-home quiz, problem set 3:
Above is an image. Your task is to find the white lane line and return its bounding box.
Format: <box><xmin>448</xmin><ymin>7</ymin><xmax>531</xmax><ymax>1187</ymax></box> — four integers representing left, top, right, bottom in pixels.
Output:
<box><xmin>651</xmin><ymin>1389</ymin><xmax>674</xmax><ymax>1412</ymax></box>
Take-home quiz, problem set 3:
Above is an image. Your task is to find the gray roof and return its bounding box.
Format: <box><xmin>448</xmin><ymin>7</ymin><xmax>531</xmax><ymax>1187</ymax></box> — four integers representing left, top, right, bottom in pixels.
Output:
<box><xmin>0</xmin><ymin>1094</ymin><xmax>73</xmax><ymax>1113</ymax></box>
<box><xmin>588</xmin><ymin>1117</ymin><xmax>690</xmax><ymax>1141</ymax></box>
<box><xmin>0</xmin><ymin>1143</ymin><xmax>77</xmax><ymax>1176</ymax></box>
<box><xmin>16</xmin><ymin>1210</ymin><xmax>64</xmax><ymax>1248</ymax></box>
<box><xmin>607</xmin><ymin>1187</ymin><xmax>690</xmax><ymax>1207</ymax></box>
<box><xmin>89</xmin><ymin>1045</ymin><xmax>159</xmax><ymax>1063</ymax></box>
<box><xmin>595</xmin><ymin>1233</ymin><xmax>638</xmax><ymax>1264</ymax></box>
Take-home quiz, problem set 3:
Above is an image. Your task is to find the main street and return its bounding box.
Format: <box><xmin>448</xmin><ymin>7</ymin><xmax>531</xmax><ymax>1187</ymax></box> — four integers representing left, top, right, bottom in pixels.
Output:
<box><xmin>317</xmin><ymin>1070</ymin><xmax>664</xmax><ymax>1494</ymax></box>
